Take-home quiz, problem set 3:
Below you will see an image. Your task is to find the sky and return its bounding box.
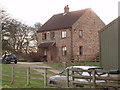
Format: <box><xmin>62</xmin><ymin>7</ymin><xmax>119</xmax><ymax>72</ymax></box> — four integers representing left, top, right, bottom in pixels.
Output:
<box><xmin>0</xmin><ymin>0</ymin><xmax>120</xmax><ymax>26</ymax></box>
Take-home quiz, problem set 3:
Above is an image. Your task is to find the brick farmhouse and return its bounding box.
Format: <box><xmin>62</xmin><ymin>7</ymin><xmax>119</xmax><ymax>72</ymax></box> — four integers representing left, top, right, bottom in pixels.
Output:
<box><xmin>37</xmin><ymin>6</ymin><xmax>105</xmax><ymax>62</ymax></box>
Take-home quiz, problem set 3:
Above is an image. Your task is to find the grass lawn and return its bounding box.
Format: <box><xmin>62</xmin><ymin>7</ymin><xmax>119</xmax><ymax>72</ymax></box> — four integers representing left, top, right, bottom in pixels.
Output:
<box><xmin>79</xmin><ymin>61</ymin><xmax>100</xmax><ymax>66</ymax></box>
<box><xmin>43</xmin><ymin>61</ymin><xmax>100</xmax><ymax>70</ymax></box>
<box><xmin>43</xmin><ymin>62</ymin><xmax>64</xmax><ymax>71</ymax></box>
<box><xmin>67</xmin><ymin>61</ymin><xmax>100</xmax><ymax>66</ymax></box>
<box><xmin>1</xmin><ymin>61</ymin><xmax>100</xmax><ymax>88</ymax></box>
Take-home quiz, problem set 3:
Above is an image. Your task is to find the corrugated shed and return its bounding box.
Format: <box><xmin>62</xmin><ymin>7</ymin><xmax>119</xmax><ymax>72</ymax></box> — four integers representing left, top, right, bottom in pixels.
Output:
<box><xmin>99</xmin><ymin>17</ymin><xmax>120</xmax><ymax>71</ymax></box>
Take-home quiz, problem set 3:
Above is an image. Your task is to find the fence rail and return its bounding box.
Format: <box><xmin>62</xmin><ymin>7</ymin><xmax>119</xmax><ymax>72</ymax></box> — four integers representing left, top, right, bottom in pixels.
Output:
<box><xmin>67</xmin><ymin>69</ymin><xmax>120</xmax><ymax>88</ymax></box>
<box><xmin>2</xmin><ymin>66</ymin><xmax>50</xmax><ymax>87</ymax></box>
<box><xmin>48</xmin><ymin>68</ymin><xmax>120</xmax><ymax>88</ymax></box>
<box><xmin>2</xmin><ymin>65</ymin><xmax>120</xmax><ymax>88</ymax></box>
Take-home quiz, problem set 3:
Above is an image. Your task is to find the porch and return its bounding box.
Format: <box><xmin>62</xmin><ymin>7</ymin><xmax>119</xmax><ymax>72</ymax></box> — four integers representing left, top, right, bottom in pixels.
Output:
<box><xmin>38</xmin><ymin>40</ymin><xmax>57</xmax><ymax>62</ymax></box>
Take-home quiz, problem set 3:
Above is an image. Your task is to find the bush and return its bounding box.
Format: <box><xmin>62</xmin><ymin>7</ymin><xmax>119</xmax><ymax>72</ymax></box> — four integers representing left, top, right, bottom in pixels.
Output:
<box><xmin>27</xmin><ymin>52</ymin><xmax>47</xmax><ymax>62</ymax></box>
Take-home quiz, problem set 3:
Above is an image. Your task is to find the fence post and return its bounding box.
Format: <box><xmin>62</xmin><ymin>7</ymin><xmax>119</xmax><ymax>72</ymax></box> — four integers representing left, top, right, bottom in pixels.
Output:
<box><xmin>71</xmin><ymin>69</ymin><xmax>75</xmax><ymax>87</ymax></box>
<box><xmin>72</xmin><ymin>70</ymin><xmax>74</xmax><ymax>81</ymax></box>
<box><xmin>63</xmin><ymin>62</ymin><xmax>67</xmax><ymax>69</ymax></box>
<box><xmin>106</xmin><ymin>72</ymin><xmax>110</xmax><ymax>84</ymax></box>
<box><xmin>44</xmin><ymin>68</ymin><xmax>47</xmax><ymax>87</ymax></box>
<box><xmin>88</xmin><ymin>71</ymin><xmax>92</xmax><ymax>88</ymax></box>
<box><xmin>66</xmin><ymin>69</ymin><xmax>69</xmax><ymax>87</ymax></box>
<box><xmin>11</xmin><ymin>66</ymin><xmax>14</xmax><ymax>85</ymax></box>
<box><xmin>92</xmin><ymin>70</ymin><xmax>96</xmax><ymax>88</ymax></box>
<box><xmin>27</xmin><ymin>67</ymin><xmax>30</xmax><ymax>86</ymax></box>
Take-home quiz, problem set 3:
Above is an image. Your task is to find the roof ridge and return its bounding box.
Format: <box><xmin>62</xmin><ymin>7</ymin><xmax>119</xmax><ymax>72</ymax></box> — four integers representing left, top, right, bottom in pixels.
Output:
<box><xmin>37</xmin><ymin>8</ymin><xmax>91</xmax><ymax>32</ymax></box>
<box><xmin>70</xmin><ymin>8</ymin><xmax>91</xmax><ymax>13</ymax></box>
<box><xmin>54</xmin><ymin>8</ymin><xmax>90</xmax><ymax>15</ymax></box>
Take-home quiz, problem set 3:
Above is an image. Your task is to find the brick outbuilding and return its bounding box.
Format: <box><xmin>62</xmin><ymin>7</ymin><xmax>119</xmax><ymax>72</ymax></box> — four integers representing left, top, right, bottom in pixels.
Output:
<box><xmin>37</xmin><ymin>6</ymin><xmax>105</xmax><ymax>62</ymax></box>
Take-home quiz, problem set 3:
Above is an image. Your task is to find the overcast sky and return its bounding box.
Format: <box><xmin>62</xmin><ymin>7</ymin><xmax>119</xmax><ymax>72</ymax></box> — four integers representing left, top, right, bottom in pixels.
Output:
<box><xmin>0</xmin><ymin>0</ymin><xmax>119</xmax><ymax>26</ymax></box>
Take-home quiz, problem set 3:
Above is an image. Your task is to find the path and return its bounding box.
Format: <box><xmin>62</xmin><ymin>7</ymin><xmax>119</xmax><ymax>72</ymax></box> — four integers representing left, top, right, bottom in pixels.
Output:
<box><xmin>14</xmin><ymin>62</ymin><xmax>60</xmax><ymax>76</ymax></box>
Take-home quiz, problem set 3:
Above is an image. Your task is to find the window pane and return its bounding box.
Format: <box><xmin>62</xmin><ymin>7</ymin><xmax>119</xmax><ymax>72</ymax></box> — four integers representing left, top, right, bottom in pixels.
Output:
<box><xmin>50</xmin><ymin>32</ymin><xmax>55</xmax><ymax>38</ymax></box>
<box><xmin>79</xmin><ymin>46</ymin><xmax>83</xmax><ymax>55</ymax></box>
<box><xmin>62</xmin><ymin>46</ymin><xmax>67</xmax><ymax>55</ymax></box>
<box><xmin>79</xmin><ymin>30</ymin><xmax>83</xmax><ymax>37</ymax></box>
<box><xmin>42</xmin><ymin>33</ymin><xmax>47</xmax><ymax>40</ymax></box>
<box><xmin>62</xmin><ymin>31</ymin><xmax>66</xmax><ymax>38</ymax></box>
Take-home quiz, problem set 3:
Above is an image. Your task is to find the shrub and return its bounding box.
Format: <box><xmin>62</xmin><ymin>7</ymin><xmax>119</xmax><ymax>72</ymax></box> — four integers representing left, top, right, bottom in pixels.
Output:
<box><xmin>27</xmin><ymin>52</ymin><xmax>47</xmax><ymax>62</ymax></box>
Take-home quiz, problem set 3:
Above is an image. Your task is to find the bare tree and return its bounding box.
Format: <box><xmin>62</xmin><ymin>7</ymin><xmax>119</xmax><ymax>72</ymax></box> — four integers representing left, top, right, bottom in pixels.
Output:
<box><xmin>1</xmin><ymin>8</ymin><xmax>42</xmax><ymax>55</ymax></box>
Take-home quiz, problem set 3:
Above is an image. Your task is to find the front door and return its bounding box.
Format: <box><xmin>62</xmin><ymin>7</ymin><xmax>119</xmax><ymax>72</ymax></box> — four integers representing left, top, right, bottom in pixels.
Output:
<box><xmin>44</xmin><ymin>48</ymin><xmax>47</xmax><ymax>56</ymax></box>
<box><xmin>50</xmin><ymin>47</ymin><xmax>57</xmax><ymax>61</ymax></box>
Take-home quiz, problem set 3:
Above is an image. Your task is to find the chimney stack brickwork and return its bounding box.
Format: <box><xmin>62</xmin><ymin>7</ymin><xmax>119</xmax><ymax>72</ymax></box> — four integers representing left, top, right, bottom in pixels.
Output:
<box><xmin>64</xmin><ymin>5</ymin><xmax>69</xmax><ymax>13</ymax></box>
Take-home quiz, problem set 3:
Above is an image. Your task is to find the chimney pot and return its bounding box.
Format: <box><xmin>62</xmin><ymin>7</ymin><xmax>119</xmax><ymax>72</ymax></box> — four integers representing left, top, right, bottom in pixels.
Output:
<box><xmin>64</xmin><ymin>5</ymin><xmax>69</xmax><ymax>13</ymax></box>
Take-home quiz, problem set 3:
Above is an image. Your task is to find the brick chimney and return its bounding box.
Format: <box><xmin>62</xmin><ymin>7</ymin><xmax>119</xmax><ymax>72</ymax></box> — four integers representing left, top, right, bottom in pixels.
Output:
<box><xmin>64</xmin><ymin>5</ymin><xmax>69</xmax><ymax>13</ymax></box>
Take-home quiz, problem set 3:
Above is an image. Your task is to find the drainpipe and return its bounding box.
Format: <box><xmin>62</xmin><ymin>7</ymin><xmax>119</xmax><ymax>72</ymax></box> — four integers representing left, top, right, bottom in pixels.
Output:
<box><xmin>70</xmin><ymin>28</ymin><xmax>73</xmax><ymax>59</ymax></box>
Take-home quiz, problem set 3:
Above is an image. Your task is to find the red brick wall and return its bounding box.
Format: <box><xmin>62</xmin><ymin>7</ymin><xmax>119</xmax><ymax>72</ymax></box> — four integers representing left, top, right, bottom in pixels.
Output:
<box><xmin>37</xmin><ymin>9</ymin><xmax>105</xmax><ymax>62</ymax></box>
<box><xmin>72</xmin><ymin>9</ymin><xmax>105</xmax><ymax>61</ymax></box>
<box><xmin>37</xmin><ymin>29</ymin><xmax>72</xmax><ymax>62</ymax></box>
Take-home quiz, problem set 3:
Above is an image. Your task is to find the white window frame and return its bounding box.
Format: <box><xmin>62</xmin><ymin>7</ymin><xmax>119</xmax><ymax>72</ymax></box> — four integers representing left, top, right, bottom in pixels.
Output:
<box><xmin>79</xmin><ymin>30</ymin><xmax>83</xmax><ymax>37</ymax></box>
<box><xmin>62</xmin><ymin>46</ymin><xmax>67</xmax><ymax>56</ymax></box>
<box><xmin>61</xmin><ymin>31</ymin><xmax>67</xmax><ymax>38</ymax></box>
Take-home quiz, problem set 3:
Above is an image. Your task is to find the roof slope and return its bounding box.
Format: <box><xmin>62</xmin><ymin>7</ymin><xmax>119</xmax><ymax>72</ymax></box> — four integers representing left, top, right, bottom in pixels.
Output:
<box><xmin>99</xmin><ymin>16</ymin><xmax>120</xmax><ymax>33</ymax></box>
<box><xmin>37</xmin><ymin>8</ymin><xmax>89</xmax><ymax>32</ymax></box>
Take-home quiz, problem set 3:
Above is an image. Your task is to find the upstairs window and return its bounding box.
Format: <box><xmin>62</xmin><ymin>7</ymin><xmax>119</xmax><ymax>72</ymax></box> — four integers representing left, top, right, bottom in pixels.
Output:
<box><xmin>79</xmin><ymin>30</ymin><xmax>83</xmax><ymax>37</ymax></box>
<box><xmin>79</xmin><ymin>46</ymin><xmax>83</xmax><ymax>55</ymax></box>
<box><xmin>50</xmin><ymin>32</ymin><xmax>55</xmax><ymax>39</ymax></box>
<box><xmin>61</xmin><ymin>31</ymin><xmax>67</xmax><ymax>38</ymax></box>
<box><xmin>42</xmin><ymin>33</ymin><xmax>47</xmax><ymax>40</ymax></box>
<box><xmin>62</xmin><ymin>46</ymin><xmax>67</xmax><ymax>56</ymax></box>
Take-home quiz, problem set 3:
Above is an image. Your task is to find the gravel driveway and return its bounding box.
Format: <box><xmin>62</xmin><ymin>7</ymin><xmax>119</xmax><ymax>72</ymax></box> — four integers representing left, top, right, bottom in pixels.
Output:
<box><xmin>13</xmin><ymin>62</ymin><xmax>60</xmax><ymax>75</ymax></box>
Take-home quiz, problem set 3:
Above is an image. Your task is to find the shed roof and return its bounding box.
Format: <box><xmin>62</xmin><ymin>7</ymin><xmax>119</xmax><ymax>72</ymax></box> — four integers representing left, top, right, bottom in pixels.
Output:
<box><xmin>99</xmin><ymin>16</ymin><xmax>120</xmax><ymax>33</ymax></box>
<box><xmin>37</xmin><ymin>8</ymin><xmax>89</xmax><ymax>33</ymax></box>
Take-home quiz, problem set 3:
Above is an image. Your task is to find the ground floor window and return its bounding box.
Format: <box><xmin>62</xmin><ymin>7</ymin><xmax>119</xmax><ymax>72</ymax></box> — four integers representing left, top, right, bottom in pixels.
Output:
<box><xmin>62</xmin><ymin>46</ymin><xmax>67</xmax><ymax>56</ymax></box>
<box><xmin>79</xmin><ymin>46</ymin><xmax>83</xmax><ymax>55</ymax></box>
<box><xmin>61</xmin><ymin>31</ymin><xmax>67</xmax><ymax>38</ymax></box>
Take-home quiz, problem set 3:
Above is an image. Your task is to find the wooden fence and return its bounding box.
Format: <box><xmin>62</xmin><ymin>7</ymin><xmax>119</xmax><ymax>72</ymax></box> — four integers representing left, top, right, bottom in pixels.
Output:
<box><xmin>48</xmin><ymin>68</ymin><xmax>120</xmax><ymax>88</ymax></box>
<box><xmin>2</xmin><ymin>66</ymin><xmax>120</xmax><ymax>88</ymax></box>
<box><xmin>2</xmin><ymin>66</ymin><xmax>52</xmax><ymax>87</ymax></box>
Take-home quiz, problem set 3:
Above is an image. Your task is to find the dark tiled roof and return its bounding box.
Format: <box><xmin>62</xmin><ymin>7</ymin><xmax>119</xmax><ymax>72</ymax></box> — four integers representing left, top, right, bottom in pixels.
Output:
<box><xmin>37</xmin><ymin>8</ymin><xmax>89</xmax><ymax>32</ymax></box>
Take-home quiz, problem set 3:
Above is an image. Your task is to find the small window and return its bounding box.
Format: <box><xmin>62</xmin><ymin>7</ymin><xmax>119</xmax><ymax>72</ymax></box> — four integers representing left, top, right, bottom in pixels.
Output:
<box><xmin>42</xmin><ymin>33</ymin><xmax>47</xmax><ymax>40</ymax></box>
<box><xmin>61</xmin><ymin>31</ymin><xmax>67</xmax><ymax>38</ymax></box>
<box><xmin>79</xmin><ymin>46</ymin><xmax>83</xmax><ymax>55</ymax></box>
<box><xmin>62</xmin><ymin>46</ymin><xmax>67</xmax><ymax>56</ymax></box>
<box><xmin>50</xmin><ymin>32</ymin><xmax>55</xmax><ymax>39</ymax></box>
<box><xmin>79</xmin><ymin>30</ymin><xmax>83</xmax><ymax>37</ymax></box>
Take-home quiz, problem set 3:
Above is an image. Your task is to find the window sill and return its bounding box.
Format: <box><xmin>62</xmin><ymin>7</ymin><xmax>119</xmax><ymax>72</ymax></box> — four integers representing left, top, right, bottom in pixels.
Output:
<box><xmin>50</xmin><ymin>38</ymin><xmax>55</xmax><ymax>40</ymax></box>
<box><xmin>79</xmin><ymin>36</ymin><xmax>83</xmax><ymax>38</ymax></box>
<box><xmin>61</xmin><ymin>37</ymin><xmax>67</xmax><ymax>39</ymax></box>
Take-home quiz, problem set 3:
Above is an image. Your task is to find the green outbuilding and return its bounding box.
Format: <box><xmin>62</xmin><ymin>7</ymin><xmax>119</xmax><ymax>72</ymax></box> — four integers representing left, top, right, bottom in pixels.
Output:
<box><xmin>99</xmin><ymin>17</ymin><xmax>120</xmax><ymax>71</ymax></box>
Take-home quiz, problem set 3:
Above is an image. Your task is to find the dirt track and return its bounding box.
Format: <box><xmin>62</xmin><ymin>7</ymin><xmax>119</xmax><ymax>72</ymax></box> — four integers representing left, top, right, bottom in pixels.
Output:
<box><xmin>12</xmin><ymin>62</ymin><xmax>60</xmax><ymax>75</ymax></box>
